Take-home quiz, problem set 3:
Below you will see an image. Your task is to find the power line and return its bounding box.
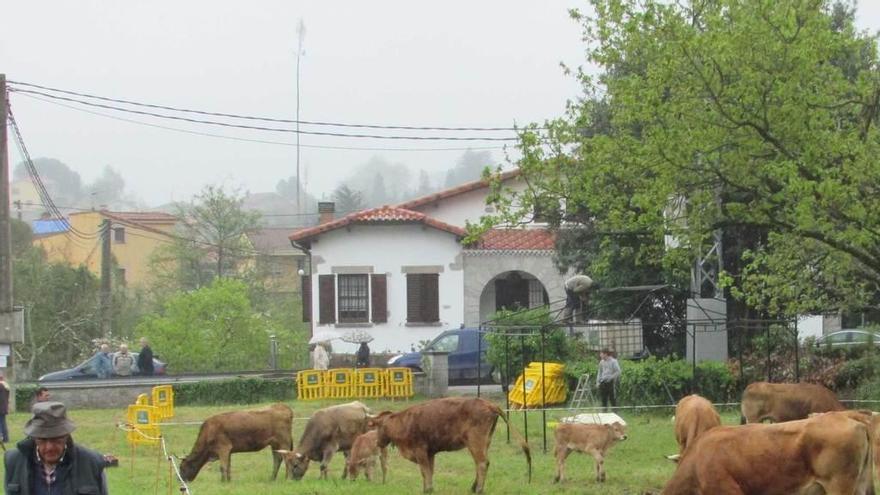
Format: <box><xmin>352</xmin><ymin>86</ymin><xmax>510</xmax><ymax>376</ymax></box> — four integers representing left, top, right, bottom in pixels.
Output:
<box><xmin>7</xmin><ymin>88</ymin><xmax>519</xmax><ymax>142</ymax></box>
<box><xmin>8</xmin><ymin>80</ymin><xmax>534</xmax><ymax>132</ymax></box>
<box><xmin>11</xmin><ymin>91</ymin><xmax>505</xmax><ymax>152</ymax></box>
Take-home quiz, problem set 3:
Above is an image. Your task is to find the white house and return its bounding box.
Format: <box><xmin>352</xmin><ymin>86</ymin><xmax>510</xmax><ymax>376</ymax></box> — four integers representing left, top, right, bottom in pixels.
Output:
<box><xmin>290</xmin><ymin>170</ymin><xmax>568</xmax><ymax>354</ymax></box>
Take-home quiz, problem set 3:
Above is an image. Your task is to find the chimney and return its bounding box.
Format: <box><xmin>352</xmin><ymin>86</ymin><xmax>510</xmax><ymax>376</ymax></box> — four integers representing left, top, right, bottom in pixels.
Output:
<box><xmin>318</xmin><ymin>202</ymin><xmax>335</xmax><ymax>225</ymax></box>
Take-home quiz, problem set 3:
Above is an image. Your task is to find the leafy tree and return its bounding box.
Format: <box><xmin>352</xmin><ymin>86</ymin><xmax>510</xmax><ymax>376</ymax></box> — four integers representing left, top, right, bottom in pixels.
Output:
<box><xmin>332</xmin><ymin>184</ymin><xmax>366</xmax><ymax>214</ymax></box>
<box><xmin>148</xmin><ymin>185</ymin><xmax>260</xmax><ymax>295</ymax></box>
<box><xmin>84</xmin><ymin>165</ymin><xmax>126</xmax><ymax>207</ymax></box>
<box><xmin>482</xmin><ymin>0</ymin><xmax>880</xmax><ymax>317</ymax></box>
<box><xmin>136</xmin><ymin>279</ymin><xmax>307</xmax><ymax>372</ymax></box>
<box><xmin>341</xmin><ymin>156</ymin><xmax>412</xmax><ymax>205</ymax></box>
<box><xmin>416</xmin><ymin>169</ymin><xmax>433</xmax><ymax>196</ymax></box>
<box><xmin>370</xmin><ymin>173</ymin><xmax>388</xmax><ymax>206</ymax></box>
<box><xmin>12</xmin><ymin>248</ymin><xmax>102</xmax><ymax>378</ymax></box>
<box><xmin>13</xmin><ymin>158</ymin><xmax>83</xmax><ymax>206</ymax></box>
<box><xmin>445</xmin><ymin>150</ymin><xmax>493</xmax><ymax>187</ymax></box>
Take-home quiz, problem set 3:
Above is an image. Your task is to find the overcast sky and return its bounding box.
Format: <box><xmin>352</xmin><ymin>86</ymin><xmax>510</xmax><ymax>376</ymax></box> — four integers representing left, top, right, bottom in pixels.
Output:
<box><xmin>2</xmin><ymin>1</ymin><xmax>879</xmax><ymax>207</ymax></box>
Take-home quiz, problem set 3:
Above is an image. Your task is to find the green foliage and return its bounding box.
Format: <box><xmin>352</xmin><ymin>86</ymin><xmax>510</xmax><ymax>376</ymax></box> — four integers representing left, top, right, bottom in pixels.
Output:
<box><xmin>15</xmin><ymin>385</ymin><xmax>37</xmax><ymax>412</ymax></box>
<box><xmin>479</xmin><ymin>0</ymin><xmax>880</xmax><ymax>316</ymax></box>
<box><xmin>136</xmin><ymin>278</ymin><xmax>307</xmax><ymax>373</ymax></box>
<box><xmin>172</xmin><ymin>378</ymin><xmax>295</xmax><ymax>406</ymax></box>
<box><xmin>564</xmin><ymin>356</ymin><xmax>737</xmax><ymax>404</ymax></box>
<box><xmin>484</xmin><ymin>308</ymin><xmax>569</xmax><ymax>378</ymax></box>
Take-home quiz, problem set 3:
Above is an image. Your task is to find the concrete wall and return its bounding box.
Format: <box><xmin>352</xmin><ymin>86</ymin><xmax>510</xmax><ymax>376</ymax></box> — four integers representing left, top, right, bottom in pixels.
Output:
<box><xmin>308</xmin><ymin>225</ymin><xmax>464</xmax><ymax>355</ymax></box>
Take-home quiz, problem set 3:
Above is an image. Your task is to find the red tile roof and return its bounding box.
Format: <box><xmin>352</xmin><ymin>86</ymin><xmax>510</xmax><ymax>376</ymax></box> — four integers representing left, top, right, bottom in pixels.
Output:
<box><xmin>289</xmin><ymin>205</ymin><xmax>467</xmax><ymax>243</ymax></box>
<box><xmin>397</xmin><ymin>169</ymin><xmax>521</xmax><ymax>210</ymax></box>
<box><xmin>469</xmin><ymin>228</ymin><xmax>556</xmax><ymax>250</ymax></box>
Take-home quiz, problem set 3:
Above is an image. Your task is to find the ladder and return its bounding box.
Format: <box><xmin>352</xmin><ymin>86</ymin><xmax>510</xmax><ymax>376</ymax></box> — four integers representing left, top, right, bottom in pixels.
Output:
<box><xmin>568</xmin><ymin>373</ymin><xmax>597</xmax><ymax>411</ymax></box>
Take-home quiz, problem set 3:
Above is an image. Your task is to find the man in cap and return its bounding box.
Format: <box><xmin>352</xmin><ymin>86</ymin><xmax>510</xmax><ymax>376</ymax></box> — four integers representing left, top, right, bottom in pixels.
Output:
<box><xmin>562</xmin><ymin>274</ymin><xmax>600</xmax><ymax>323</ymax></box>
<box><xmin>4</xmin><ymin>402</ymin><xmax>109</xmax><ymax>494</ymax></box>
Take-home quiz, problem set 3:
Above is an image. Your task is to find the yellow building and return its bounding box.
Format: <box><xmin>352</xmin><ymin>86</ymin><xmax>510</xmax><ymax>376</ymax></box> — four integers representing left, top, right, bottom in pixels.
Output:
<box><xmin>10</xmin><ymin>178</ymin><xmax>44</xmax><ymax>221</ymax></box>
<box><xmin>245</xmin><ymin>228</ymin><xmax>305</xmax><ymax>294</ymax></box>
<box><xmin>34</xmin><ymin>210</ymin><xmax>178</xmax><ymax>287</ymax></box>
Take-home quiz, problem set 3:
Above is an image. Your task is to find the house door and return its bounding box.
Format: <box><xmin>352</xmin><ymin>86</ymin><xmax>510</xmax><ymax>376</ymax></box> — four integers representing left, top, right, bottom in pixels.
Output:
<box><xmin>495</xmin><ymin>272</ymin><xmax>530</xmax><ymax>311</ymax></box>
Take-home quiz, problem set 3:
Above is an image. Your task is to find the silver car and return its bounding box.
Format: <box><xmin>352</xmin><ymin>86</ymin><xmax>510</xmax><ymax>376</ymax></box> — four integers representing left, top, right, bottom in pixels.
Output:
<box><xmin>815</xmin><ymin>329</ymin><xmax>880</xmax><ymax>348</ymax></box>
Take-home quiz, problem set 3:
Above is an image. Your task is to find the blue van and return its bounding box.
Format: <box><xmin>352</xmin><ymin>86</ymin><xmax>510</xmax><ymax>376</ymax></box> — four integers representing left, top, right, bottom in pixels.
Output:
<box><xmin>387</xmin><ymin>327</ymin><xmax>494</xmax><ymax>383</ymax></box>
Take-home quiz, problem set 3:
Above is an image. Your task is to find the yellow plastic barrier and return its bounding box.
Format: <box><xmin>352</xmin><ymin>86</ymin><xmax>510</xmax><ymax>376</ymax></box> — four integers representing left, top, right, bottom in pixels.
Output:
<box><xmin>508</xmin><ymin>362</ymin><xmax>567</xmax><ymax>408</ymax></box>
<box><xmin>324</xmin><ymin>368</ymin><xmax>354</xmax><ymax>399</ymax></box>
<box><xmin>385</xmin><ymin>367</ymin><xmax>414</xmax><ymax>398</ymax></box>
<box><xmin>135</xmin><ymin>393</ymin><xmax>150</xmax><ymax>406</ymax></box>
<box><xmin>297</xmin><ymin>369</ymin><xmax>326</xmax><ymax>400</ymax></box>
<box><xmin>354</xmin><ymin>368</ymin><xmax>385</xmax><ymax>398</ymax></box>
<box><xmin>151</xmin><ymin>385</ymin><xmax>174</xmax><ymax>421</ymax></box>
<box><xmin>126</xmin><ymin>404</ymin><xmax>160</xmax><ymax>446</ymax></box>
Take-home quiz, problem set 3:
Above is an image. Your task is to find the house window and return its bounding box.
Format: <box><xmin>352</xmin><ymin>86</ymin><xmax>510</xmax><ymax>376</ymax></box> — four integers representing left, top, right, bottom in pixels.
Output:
<box><xmin>528</xmin><ymin>279</ymin><xmax>549</xmax><ymax>308</ymax></box>
<box><xmin>113</xmin><ymin>227</ymin><xmax>126</xmax><ymax>243</ymax></box>
<box><xmin>407</xmin><ymin>273</ymin><xmax>439</xmax><ymax>323</ymax></box>
<box><xmin>338</xmin><ymin>274</ymin><xmax>369</xmax><ymax>323</ymax></box>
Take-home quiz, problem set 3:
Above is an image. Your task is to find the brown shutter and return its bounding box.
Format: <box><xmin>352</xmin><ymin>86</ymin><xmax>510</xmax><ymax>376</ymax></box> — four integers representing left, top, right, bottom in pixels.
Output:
<box><xmin>301</xmin><ymin>275</ymin><xmax>312</xmax><ymax>322</ymax></box>
<box><xmin>371</xmin><ymin>274</ymin><xmax>387</xmax><ymax>323</ymax></box>
<box><xmin>423</xmin><ymin>273</ymin><xmax>439</xmax><ymax>322</ymax></box>
<box><xmin>318</xmin><ymin>275</ymin><xmax>336</xmax><ymax>324</ymax></box>
<box><xmin>406</xmin><ymin>274</ymin><xmax>421</xmax><ymax>323</ymax></box>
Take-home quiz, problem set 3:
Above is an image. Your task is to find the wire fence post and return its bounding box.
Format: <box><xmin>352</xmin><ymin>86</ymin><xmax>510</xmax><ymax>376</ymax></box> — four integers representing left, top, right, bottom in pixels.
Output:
<box><xmin>766</xmin><ymin>324</ymin><xmax>772</xmax><ymax>382</ymax></box>
<box><xmin>505</xmin><ymin>330</ymin><xmax>511</xmax><ymax>444</ymax></box>
<box><xmin>793</xmin><ymin>319</ymin><xmax>800</xmax><ymax>382</ymax></box>
<box><xmin>477</xmin><ymin>325</ymin><xmax>482</xmax><ymax>398</ymax></box>
<box><xmin>520</xmin><ymin>334</ymin><xmax>528</xmax><ymax>445</ymax></box>
<box><xmin>540</xmin><ymin>327</ymin><xmax>547</xmax><ymax>454</ymax></box>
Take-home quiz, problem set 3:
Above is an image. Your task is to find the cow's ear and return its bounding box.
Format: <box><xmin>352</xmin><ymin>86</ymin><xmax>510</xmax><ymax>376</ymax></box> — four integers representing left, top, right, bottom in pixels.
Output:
<box><xmin>296</xmin><ymin>453</ymin><xmax>304</xmax><ymax>459</ymax></box>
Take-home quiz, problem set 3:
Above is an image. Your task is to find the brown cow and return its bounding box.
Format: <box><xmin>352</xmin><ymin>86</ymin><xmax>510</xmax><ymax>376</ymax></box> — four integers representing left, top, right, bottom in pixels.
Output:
<box><xmin>179</xmin><ymin>403</ymin><xmax>293</xmax><ymax>482</ymax></box>
<box><xmin>660</xmin><ymin>411</ymin><xmax>874</xmax><ymax>495</ymax></box>
<box><xmin>669</xmin><ymin>394</ymin><xmax>721</xmax><ymax>461</ymax></box>
<box><xmin>370</xmin><ymin>397</ymin><xmax>531</xmax><ymax>494</ymax></box>
<box><xmin>346</xmin><ymin>430</ymin><xmax>388</xmax><ymax>482</ymax></box>
<box><xmin>553</xmin><ymin>421</ymin><xmax>627</xmax><ymax>484</ymax></box>
<box><xmin>740</xmin><ymin>382</ymin><xmax>844</xmax><ymax>424</ymax></box>
<box><xmin>277</xmin><ymin>401</ymin><xmax>372</xmax><ymax>480</ymax></box>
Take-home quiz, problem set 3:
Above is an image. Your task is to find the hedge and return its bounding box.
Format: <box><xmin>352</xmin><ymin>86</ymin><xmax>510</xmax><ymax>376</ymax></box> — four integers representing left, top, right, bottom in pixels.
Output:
<box><xmin>14</xmin><ymin>377</ymin><xmax>296</xmax><ymax>411</ymax></box>
<box><xmin>563</xmin><ymin>356</ymin><xmax>738</xmax><ymax>405</ymax></box>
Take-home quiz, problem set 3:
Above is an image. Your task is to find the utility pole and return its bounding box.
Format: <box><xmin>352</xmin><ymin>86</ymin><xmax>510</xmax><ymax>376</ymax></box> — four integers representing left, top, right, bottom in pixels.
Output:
<box><xmin>295</xmin><ymin>18</ymin><xmax>306</xmax><ymax>216</ymax></box>
<box><xmin>1</xmin><ymin>74</ymin><xmax>24</xmax><ymax>405</ymax></box>
<box><xmin>100</xmin><ymin>218</ymin><xmax>112</xmax><ymax>338</ymax></box>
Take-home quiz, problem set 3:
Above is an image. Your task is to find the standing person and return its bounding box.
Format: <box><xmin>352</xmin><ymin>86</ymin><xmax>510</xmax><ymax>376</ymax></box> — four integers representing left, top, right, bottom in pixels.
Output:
<box><xmin>31</xmin><ymin>387</ymin><xmax>51</xmax><ymax>410</ymax></box>
<box><xmin>113</xmin><ymin>344</ymin><xmax>134</xmax><ymax>377</ymax></box>
<box><xmin>596</xmin><ymin>349</ymin><xmax>621</xmax><ymax>412</ymax></box>
<box><xmin>0</xmin><ymin>373</ymin><xmax>9</xmax><ymax>443</ymax></box>
<box><xmin>562</xmin><ymin>274</ymin><xmax>600</xmax><ymax>323</ymax></box>
<box><xmin>312</xmin><ymin>343</ymin><xmax>330</xmax><ymax>371</ymax></box>
<box><xmin>137</xmin><ymin>337</ymin><xmax>154</xmax><ymax>376</ymax></box>
<box><xmin>94</xmin><ymin>344</ymin><xmax>112</xmax><ymax>379</ymax></box>
<box><xmin>4</xmin><ymin>402</ymin><xmax>109</xmax><ymax>494</ymax></box>
<box><xmin>355</xmin><ymin>342</ymin><xmax>371</xmax><ymax>368</ymax></box>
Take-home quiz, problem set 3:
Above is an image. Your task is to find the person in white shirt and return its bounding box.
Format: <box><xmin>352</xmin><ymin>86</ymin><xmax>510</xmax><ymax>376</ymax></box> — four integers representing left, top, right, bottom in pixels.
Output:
<box><xmin>311</xmin><ymin>343</ymin><xmax>330</xmax><ymax>370</ymax></box>
<box><xmin>596</xmin><ymin>349</ymin><xmax>621</xmax><ymax>412</ymax></box>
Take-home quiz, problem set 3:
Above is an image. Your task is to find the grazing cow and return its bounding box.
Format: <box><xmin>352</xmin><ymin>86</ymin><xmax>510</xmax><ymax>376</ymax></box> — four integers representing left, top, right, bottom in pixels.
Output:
<box><xmin>669</xmin><ymin>394</ymin><xmax>721</xmax><ymax>461</ymax></box>
<box><xmin>740</xmin><ymin>381</ymin><xmax>844</xmax><ymax>424</ymax></box>
<box><xmin>660</xmin><ymin>411</ymin><xmax>874</xmax><ymax>495</ymax></box>
<box><xmin>346</xmin><ymin>430</ymin><xmax>388</xmax><ymax>482</ymax></box>
<box><xmin>179</xmin><ymin>403</ymin><xmax>293</xmax><ymax>482</ymax></box>
<box><xmin>553</xmin><ymin>421</ymin><xmax>627</xmax><ymax>484</ymax></box>
<box><xmin>277</xmin><ymin>401</ymin><xmax>372</xmax><ymax>480</ymax></box>
<box><xmin>370</xmin><ymin>396</ymin><xmax>531</xmax><ymax>494</ymax></box>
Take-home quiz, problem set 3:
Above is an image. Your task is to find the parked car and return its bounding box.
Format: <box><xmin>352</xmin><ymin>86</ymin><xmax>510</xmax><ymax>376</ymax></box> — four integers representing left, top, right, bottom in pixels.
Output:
<box><xmin>388</xmin><ymin>327</ymin><xmax>495</xmax><ymax>383</ymax></box>
<box><xmin>38</xmin><ymin>352</ymin><xmax>167</xmax><ymax>382</ymax></box>
<box><xmin>815</xmin><ymin>329</ymin><xmax>880</xmax><ymax>349</ymax></box>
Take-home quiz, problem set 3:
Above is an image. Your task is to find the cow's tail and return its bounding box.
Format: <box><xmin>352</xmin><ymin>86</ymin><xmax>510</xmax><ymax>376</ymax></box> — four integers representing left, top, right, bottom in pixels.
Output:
<box><xmin>492</xmin><ymin>405</ymin><xmax>531</xmax><ymax>483</ymax></box>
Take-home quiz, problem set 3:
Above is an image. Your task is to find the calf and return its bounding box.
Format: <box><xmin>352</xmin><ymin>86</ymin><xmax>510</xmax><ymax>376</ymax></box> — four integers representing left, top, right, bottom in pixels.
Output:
<box><xmin>553</xmin><ymin>421</ymin><xmax>627</xmax><ymax>484</ymax></box>
<box><xmin>277</xmin><ymin>400</ymin><xmax>372</xmax><ymax>480</ymax></box>
<box><xmin>179</xmin><ymin>403</ymin><xmax>293</xmax><ymax>482</ymax></box>
<box><xmin>346</xmin><ymin>430</ymin><xmax>388</xmax><ymax>482</ymax></box>
<box><xmin>371</xmin><ymin>397</ymin><xmax>531</xmax><ymax>493</ymax></box>
<box><xmin>669</xmin><ymin>394</ymin><xmax>721</xmax><ymax>461</ymax></box>
<box><xmin>741</xmin><ymin>381</ymin><xmax>844</xmax><ymax>424</ymax></box>
<box><xmin>661</xmin><ymin>411</ymin><xmax>874</xmax><ymax>495</ymax></box>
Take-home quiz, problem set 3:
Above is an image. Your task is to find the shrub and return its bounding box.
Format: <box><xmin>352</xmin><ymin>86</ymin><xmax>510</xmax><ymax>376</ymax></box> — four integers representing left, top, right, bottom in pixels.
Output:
<box><xmin>172</xmin><ymin>377</ymin><xmax>295</xmax><ymax>406</ymax></box>
<box><xmin>484</xmin><ymin>307</ymin><xmax>569</xmax><ymax>380</ymax></box>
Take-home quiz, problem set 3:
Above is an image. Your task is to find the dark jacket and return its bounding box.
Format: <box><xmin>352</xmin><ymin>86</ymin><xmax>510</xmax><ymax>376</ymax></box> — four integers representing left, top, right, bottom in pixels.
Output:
<box><xmin>356</xmin><ymin>344</ymin><xmax>370</xmax><ymax>368</ymax></box>
<box><xmin>137</xmin><ymin>345</ymin><xmax>154</xmax><ymax>376</ymax></box>
<box><xmin>4</xmin><ymin>438</ymin><xmax>107</xmax><ymax>495</ymax></box>
<box><xmin>0</xmin><ymin>383</ymin><xmax>9</xmax><ymax>415</ymax></box>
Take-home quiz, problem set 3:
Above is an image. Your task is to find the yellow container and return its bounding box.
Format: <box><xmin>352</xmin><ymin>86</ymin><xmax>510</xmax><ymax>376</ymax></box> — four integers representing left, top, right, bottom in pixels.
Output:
<box><xmin>354</xmin><ymin>368</ymin><xmax>385</xmax><ymax>398</ymax></box>
<box><xmin>135</xmin><ymin>393</ymin><xmax>150</xmax><ymax>406</ymax></box>
<box><xmin>508</xmin><ymin>362</ymin><xmax>567</xmax><ymax>408</ymax></box>
<box><xmin>297</xmin><ymin>370</ymin><xmax>326</xmax><ymax>400</ymax></box>
<box><xmin>325</xmin><ymin>368</ymin><xmax>354</xmax><ymax>399</ymax></box>
<box><xmin>385</xmin><ymin>367</ymin><xmax>414</xmax><ymax>398</ymax></box>
<box><xmin>151</xmin><ymin>385</ymin><xmax>174</xmax><ymax>421</ymax></box>
<box><xmin>125</xmin><ymin>404</ymin><xmax>160</xmax><ymax>446</ymax></box>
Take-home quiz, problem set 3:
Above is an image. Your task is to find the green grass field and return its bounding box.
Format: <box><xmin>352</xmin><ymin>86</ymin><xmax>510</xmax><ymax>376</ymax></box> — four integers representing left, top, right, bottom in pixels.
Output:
<box><xmin>0</xmin><ymin>397</ymin><xmax>743</xmax><ymax>494</ymax></box>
